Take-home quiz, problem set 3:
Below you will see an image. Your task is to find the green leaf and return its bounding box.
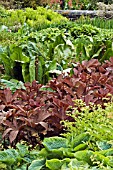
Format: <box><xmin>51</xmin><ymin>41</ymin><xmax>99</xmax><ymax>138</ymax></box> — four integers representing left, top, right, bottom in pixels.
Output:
<box><xmin>37</xmin><ymin>57</ymin><xmax>43</xmax><ymax>84</ymax></box>
<box><xmin>0</xmin><ymin>162</ymin><xmax>7</xmax><ymax>169</ymax></box>
<box><xmin>28</xmin><ymin>159</ymin><xmax>45</xmax><ymax>170</ymax></box>
<box><xmin>16</xmin><ymin>143</ymin><xmax>29</xmax><ymax>157</ymax></box>
<box><xmin>46</xmin><ymin>159</ymin><xmax>62</xmax><ymax>170</ymax></box>
<box><xmin>92</xmin><ymin>152</ymin><xmax>110</xmax><ymax>167</ymax></box>
<box><xmin>100</xmin><ymin>48</ymin><xmax>113</xmax><ymax>62</ymax></box>
<box><xmin>72</xmin><ymin>133</ymin><xmax>90</xmax><ymax>148</ymax></box>
<box><xmin>22</xmin><ymin>63</ymin><xmax>30</xmax><ymax>82</ymax></box>
<box><xmin>68</xmin><ymin>158</ymin><xmax>89</xmax><ymax>169</ymax></box>
<box><xmin>74</xmin><ymin>143</ymin><xmax>88</xmax><ymax>152</ymax></box>
<box><xmin>16</xmin><ymin>164</ymin><xmax>28</xmax><ymax>170</ymax></box>
<box><xmin>47</xmin><ymin>60</ymin><xmax>57</xmax><ymax>72</ymax></box>
<box><xmin>10</xmin><ymin>47</ymin><xmax>29</xmax><ymax>63</ymax></box>
<box><xmin>0</xmin><ymin>79</ymin><xmax>25</xmax><ymax>92</ymax></box>
<box><xmin>0</xmin><ymin>151</ymin><xmax>15</xmax><ymax>165</ymax></box>
<box><xmin>74</xmin><ymin>150</ymin><xmax>94</xmax><ymax>165</ymax></box>
<box><xmin>42</xmin><ymin>137</ymin><xmax>68</xmax><ymax>151</ymax></box>
<box><xmin>0</xmin><ymin>53</ymin><xmax>13</xmax><ymax>76</ymax></box>
<box><xmin>99</xmin><ymin>148</ymin><xmax>113</xmax><ymax>156</ymax></box>
<box><xmin>29</xmin><ymin>58</ymin><xmax>35</xmax><ymax>82</ymax></box>
<box><xmin>5</xmin><ymin>149</ymin><xmax>19</xmax><ymax>159</ymax></box>
<box><xmin>96</xmin><ymin>141</ymin><xmax>112</xmax><ymax>150</ymax></box>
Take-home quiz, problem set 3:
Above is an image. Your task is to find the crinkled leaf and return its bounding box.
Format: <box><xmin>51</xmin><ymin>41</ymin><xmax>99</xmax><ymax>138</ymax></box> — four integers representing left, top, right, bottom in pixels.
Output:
<box><xmin>42</xmin><ymin>136</ymin><xmax>68</xmax><ymax>151</ymax></box>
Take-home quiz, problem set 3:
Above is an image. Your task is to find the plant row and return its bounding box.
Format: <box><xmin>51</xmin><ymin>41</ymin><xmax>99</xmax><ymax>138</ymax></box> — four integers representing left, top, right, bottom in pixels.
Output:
<box><xmin>1</xmin><ymin>99</ymin><xmax>113</xmax><ymax>169</ymax></box>
<box><xmin>1</xmin><ymin>57</ymin><xmax>113</xmax><ymax>148</ymax></box>
<box><xmin>1</xmin><ymin>21</ymin><xmax>113</xmax><ymax>84</ymax></box>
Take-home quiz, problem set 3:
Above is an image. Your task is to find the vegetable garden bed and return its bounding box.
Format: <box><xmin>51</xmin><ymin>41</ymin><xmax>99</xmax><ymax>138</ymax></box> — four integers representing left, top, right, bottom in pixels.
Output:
<box><xmin>1</xmin><ymin>5</ymin><xmax>113</xmax><ymax>170</ymax></box>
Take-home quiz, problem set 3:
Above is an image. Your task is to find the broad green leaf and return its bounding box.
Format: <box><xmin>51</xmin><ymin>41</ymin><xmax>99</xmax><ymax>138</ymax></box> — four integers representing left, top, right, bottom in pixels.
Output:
<box><xmin>42</xmin><ymin>137</ymin><xmax>68</xmax><ymax>151</ymax></box>
<box><xmin>0</xmin><ymin>162</ymin><xmax>7</xmax><ymax>169</ymax></box>
<box><xmin>5</xmin><ymin>149</ymin><xmax>19</xmax><ymax>159</ymax></box>
<box><xmin>68</xmin><ymin>158</ymin><xmax>89</xmax><ymax>169</ymax></box>
<box><xmin>38</xmin><ymin>148</ymin><xmax>49</xmax><ymax>158</ymax></box>
<box><xmin>28</xmin><ymin>159</ymin><xmax>45</xmax><ymax>170</ymax></box>
<box><xmin>74</xmin><ymin>150</ymin><xmax>94</xmax><ymax>165</ymax></box>
<box><xmin>46</xmin><ymin>159</ymin><xmax>62</xmax><ymax>170</ymax></box>
<box><xmin>10</xmin><ymin>47</ymin><xmax>29</xmax><ymax>63</ymax></box>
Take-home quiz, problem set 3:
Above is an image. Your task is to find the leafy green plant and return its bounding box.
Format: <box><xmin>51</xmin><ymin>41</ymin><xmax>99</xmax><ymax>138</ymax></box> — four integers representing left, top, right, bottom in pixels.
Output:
<box><xmin>76</xmin><ymin>16</ymin><xmax>113</xmax><ymax>29</ymax></box>
<box><xmin>0</xmin><ymin>6</ymin><xmax>67</xmax><ymax>32</ymax></box>
<box><xmin>0</xmin><ymin>79</ymin><xmax>25</xmax><ymax>92</ymax></box>
<box><xmin>62</xmin><ymin>99</ymin><xmax>113</xmax><ymax>151</ymax></box>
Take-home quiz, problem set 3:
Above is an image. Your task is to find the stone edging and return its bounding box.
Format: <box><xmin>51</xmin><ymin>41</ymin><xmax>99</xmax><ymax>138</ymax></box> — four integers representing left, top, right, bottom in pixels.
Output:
<box><xmin>55</xmin><ymin>10</ymin><xmax>113</xmax><ymax>19</ymax></box>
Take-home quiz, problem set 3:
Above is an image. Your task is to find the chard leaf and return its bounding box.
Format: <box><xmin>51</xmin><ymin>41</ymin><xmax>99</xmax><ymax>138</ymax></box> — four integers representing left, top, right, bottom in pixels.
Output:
<box><xmin>37</xmin><ymin>57</ymin><xmax>43</xmax><ymax>84</ymax></box>
<box><xmin>29</xmin><ymin>58</ymin><xmax>35</xmax><ymax>82</ymax></box>
<box><xmin>10</xmin><ymin>47</ymin><xmax>29</xmax><ymax>63</ymax></box>
<box><xmin>22</xmin><ymin>63</ymin><xmax>30</xmax><ymax>82</ymax></box>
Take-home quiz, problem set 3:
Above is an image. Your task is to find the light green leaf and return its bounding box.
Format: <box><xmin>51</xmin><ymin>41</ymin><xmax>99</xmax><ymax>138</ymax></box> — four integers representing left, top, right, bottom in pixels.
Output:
<box><xmin>74</xmin><ymin>150</ymin><xmax>94</xmax><ymax>165</ymax></box>
<box><xmin>68</xmin><ymin>158</ymin><xmax>89</xmax><ymax>169</ymax></box>
<box><xmin>10</xmin><ymin>47</ymin><xmax>29</xmax><ymax>63</ymax></box>
<box><xmin>46</xmin><ymin>159</ymin><xmax>62</xmax><ymax>170</ymax></box>
<box><xmin>29</xmin><ymin>58</ymin><xmax>35</xmax><ymax>82</ymax></box>
<box><xmin>47</xmin><ymin>59</ymin><xmax>57</xmax><ymax>72</ymax></box>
